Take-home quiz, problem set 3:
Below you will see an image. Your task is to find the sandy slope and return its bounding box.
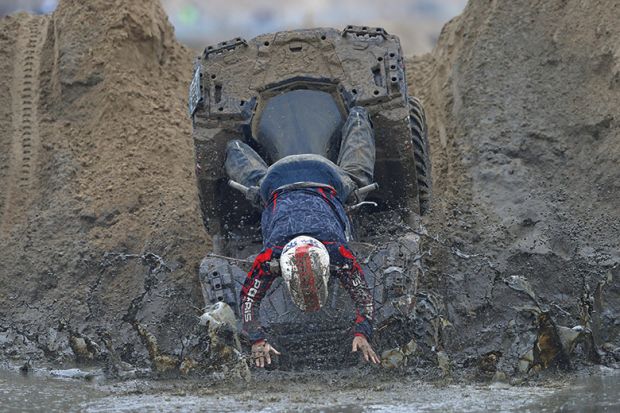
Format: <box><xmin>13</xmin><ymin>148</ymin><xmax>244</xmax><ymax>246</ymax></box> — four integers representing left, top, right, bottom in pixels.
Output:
<box><xmin>0</xmin><ymin>0</ymin><xmax>209</xmax><ymax>367</ymax></box>
<box><xmin>407</xmin><ymin>0</ymin><xmax>619</xmax><ymax>368</ymax></box>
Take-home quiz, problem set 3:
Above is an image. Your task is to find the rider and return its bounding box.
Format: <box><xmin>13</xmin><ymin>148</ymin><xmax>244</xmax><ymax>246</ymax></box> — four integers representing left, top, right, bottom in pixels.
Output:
<box><xmin>225</xmin><ymin>106</ymin><xmax>380</xmax><ymax>367</ymax></box>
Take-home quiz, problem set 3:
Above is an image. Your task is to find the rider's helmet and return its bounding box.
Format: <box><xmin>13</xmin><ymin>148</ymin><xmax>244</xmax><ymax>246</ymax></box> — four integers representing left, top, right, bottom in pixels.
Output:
<box><xmin>280</xmin><ymin>236</ymin><xmax>330</xmax><ymax>312</ymax></box>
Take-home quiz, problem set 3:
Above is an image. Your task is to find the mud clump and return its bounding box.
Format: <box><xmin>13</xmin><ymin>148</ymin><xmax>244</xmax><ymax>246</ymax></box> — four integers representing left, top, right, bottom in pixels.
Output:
<box><xmin>0</xmin><ymin>0</ymin><xmax>618</xmax><ymax>379</ymax></box>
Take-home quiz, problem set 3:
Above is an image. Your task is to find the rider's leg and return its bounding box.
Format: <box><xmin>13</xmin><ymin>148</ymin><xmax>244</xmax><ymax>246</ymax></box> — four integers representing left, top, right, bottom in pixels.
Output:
<box><xmin>225</xmin><ymin>139</ymin><xmax>268</xmax><ymax>188</ymax></box>
<box><xmin>337</xmin><ymin>106</ymin><xmax>376</xmax><ymax>188</ymax></box>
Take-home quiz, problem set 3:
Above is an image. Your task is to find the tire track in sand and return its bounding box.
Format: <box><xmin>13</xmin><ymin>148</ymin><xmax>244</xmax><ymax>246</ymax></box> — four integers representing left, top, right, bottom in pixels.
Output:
<box><xmin>0</xmin><ymin>15</ymin><xmax>49</xmax><ymax>236</ymax></box>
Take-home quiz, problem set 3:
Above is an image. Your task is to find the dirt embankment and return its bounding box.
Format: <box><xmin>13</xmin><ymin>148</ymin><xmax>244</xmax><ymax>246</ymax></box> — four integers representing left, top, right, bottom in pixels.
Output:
<box><xmin>0</xmin><ymin>0</ymin><xmax>618</xmax><ymax>378</ymax></box>
<box><xmin>407</xmin><ymin>0</ymin><xmax>619</xmax><ymax>371</ymax></box>
<box><xmin>0</xmin><ymin>0</ymin><xmax>209</xmax><ymax>367</ymax></box>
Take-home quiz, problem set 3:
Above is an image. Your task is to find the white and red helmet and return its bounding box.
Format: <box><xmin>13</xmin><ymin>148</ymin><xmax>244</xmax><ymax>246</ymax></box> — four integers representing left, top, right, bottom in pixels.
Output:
<box><xmin>280</xmin><ymin>236</ymin><xmax>330</xmax><ymax>312</ymax></box>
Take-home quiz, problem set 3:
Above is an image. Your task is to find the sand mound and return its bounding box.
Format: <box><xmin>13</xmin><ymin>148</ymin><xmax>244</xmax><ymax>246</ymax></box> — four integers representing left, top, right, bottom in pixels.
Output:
<box><xmin>0</xmin><ymin>0</ymin><xmax>208</xmax><ymax>365</ymax></box>
<box><xmin>407</xmin><ymin>0</ymin><xmax>619</xmax><ymax>368</ymax></box>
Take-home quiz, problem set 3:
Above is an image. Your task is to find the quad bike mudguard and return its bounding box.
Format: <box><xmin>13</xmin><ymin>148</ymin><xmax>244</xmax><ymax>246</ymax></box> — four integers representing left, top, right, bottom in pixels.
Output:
<box><xmin>257</xmin><ymin>89</ymin><xmax>344</xmax><ymax>162</ymax></box>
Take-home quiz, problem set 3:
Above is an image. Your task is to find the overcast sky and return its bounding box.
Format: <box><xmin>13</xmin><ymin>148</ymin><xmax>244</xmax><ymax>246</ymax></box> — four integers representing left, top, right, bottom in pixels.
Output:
<box><xmin>163</xmin><ymin>0</ymin><xmax>467</xmax><ymax>54</ymax></box>
<box><xmin>0</xmin><ymin>0</ymin><xmax>467</xmax><ymax>55</ymax></box>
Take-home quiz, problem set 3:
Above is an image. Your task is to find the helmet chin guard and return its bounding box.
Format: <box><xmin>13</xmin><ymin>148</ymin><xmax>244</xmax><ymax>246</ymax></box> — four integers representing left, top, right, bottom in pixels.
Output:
<box><xmin>280</xmin><ymin>236</ymin><xmax>330</xmax><ymax>312</ymax></box>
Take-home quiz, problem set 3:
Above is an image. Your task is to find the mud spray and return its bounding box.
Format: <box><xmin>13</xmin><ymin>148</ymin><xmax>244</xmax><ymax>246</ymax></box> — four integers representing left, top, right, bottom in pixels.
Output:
<box><xmin>0</xmin><ymin>0</ymin><xmax>618</xmax><ymax>411</ymax></box>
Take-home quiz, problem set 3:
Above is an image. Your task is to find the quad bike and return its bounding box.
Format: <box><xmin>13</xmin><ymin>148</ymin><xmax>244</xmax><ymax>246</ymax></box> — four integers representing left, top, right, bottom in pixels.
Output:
<box><xmin>189</xmin><ymin>26</ymin><xmax>432</xmax><ymax>368</ymax></box>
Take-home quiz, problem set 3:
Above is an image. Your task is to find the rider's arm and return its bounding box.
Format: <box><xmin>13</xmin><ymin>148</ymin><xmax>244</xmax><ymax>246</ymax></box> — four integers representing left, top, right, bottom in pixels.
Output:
<box><xmin>334</xmin><ymin>245</ymin><xmax>375</xmax><ymax>340</ymax></box>
<box><xmin>240</xmin><ymin>248</ymin><xmax>277</xmax><ymax>344</ymax></box>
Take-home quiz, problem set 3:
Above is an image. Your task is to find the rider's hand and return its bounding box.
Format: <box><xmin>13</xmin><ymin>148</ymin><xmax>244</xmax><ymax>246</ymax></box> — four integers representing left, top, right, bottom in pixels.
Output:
<box><xmin>251</xmin><ymin>341</ymin><xmax>281</xmax><ymax>368</ymax></box>
<box><xmin>352</xmin><ymin>335</ymin><xmax>380</xmax><ymax>364</ymax></box>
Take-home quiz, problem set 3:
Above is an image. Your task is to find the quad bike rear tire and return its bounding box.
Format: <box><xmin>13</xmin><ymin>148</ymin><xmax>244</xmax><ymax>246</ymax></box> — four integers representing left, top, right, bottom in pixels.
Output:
<box><xmin>408</xmin><ymin>97</ymin><xmax>432</xmax><ymax>215</ymax></box>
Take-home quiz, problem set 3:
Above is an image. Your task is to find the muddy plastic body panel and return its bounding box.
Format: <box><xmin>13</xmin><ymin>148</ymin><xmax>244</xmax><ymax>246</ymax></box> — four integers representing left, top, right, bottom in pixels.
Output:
<box><xmin>257</xmin><ymin>89</ymin><xmax>344</xmax><ymax>162</ymax></box>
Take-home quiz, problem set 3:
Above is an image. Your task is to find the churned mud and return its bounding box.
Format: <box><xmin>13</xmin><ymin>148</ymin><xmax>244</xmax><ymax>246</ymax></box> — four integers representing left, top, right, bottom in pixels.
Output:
<box><xmin>1</xmin><ymin>364</ymin><xmax>619</xmax><ymax>412</ymax></box>
<box><xmin>0</xmin><ymin>0</ymin><xmax>618</xmax><ymax>407</ymax></box>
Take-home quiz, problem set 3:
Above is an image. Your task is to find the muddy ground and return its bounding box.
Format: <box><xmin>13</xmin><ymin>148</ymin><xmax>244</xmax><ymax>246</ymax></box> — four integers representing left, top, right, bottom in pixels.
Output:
<box><xmin>1</xmin><ymin>365</ymin><xmax>619</xmax><ymax>412</ymax></box>
<box><xmin>0</xmin><ymin>0</ymin><xmax>618</xmax><ymax>390</ymax></box>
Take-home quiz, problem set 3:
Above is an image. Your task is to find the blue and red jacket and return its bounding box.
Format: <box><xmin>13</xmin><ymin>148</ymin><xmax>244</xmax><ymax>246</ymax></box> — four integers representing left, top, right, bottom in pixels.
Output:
<box><xmin>258</xmin><ymin>154</ymin><xmax>354</xmax><ymax>249</ymax></box>
<box><xmin>240</xmin><ymin>184</ymin><xmax>374</xmax><ymax>344</ymax></box>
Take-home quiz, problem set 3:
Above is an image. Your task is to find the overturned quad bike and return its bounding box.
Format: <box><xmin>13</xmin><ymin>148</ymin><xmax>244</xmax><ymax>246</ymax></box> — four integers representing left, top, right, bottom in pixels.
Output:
<box><xmin>190</xmin><ymin>26</ymin><xmax>434</xmax><ymax>368</ymax></box>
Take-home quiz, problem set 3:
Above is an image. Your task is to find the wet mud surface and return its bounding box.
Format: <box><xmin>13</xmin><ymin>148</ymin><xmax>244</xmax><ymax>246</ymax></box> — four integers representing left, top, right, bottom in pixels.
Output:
<box><xmin>1</xmin><ymin>366</ymin><xmax>619</xmax><ymax>412</ymax></box>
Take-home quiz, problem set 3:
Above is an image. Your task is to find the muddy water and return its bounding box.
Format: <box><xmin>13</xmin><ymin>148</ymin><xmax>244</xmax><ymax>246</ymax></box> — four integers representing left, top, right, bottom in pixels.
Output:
<box><xmin>1</xmin><ymin>368</ymin><xmax>618</xmax><ymax>412</ymax></box>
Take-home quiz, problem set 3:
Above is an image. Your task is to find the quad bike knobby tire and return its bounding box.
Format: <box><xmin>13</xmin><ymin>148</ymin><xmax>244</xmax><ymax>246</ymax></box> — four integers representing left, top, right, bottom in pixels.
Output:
<box><xmin>408</xmin><ymin>97</ymin><xmax>431</xmax><ymax>215</ymax></box>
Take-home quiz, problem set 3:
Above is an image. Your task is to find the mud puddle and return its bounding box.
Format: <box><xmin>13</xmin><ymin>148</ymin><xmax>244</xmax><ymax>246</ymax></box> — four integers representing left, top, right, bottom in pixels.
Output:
<box><xmin>1</xmin><ymin>367</ymin><xmax>618</xmax><ymax>412</ymax></box>
<box><xmin>0</xmin><ymin>367</ymin><xmax>105</xmax><ymax>412</ymax></box>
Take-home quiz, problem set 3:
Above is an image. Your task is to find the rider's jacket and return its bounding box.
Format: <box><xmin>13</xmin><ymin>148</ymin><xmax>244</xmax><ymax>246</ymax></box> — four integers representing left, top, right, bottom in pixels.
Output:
<box><xmin>259</xmin><ymin>153</ymin><xmax>354</xmax><ymax>204</ymax></box>
<box><xmin>240</xmin><ymin>156</ymin><xmax>374</xmax><ymax>344</ymax></box>
<box><xmin>261</xmin><ymin>187</ymin><xmax>349</xmax><ymax>249</ymax></box>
